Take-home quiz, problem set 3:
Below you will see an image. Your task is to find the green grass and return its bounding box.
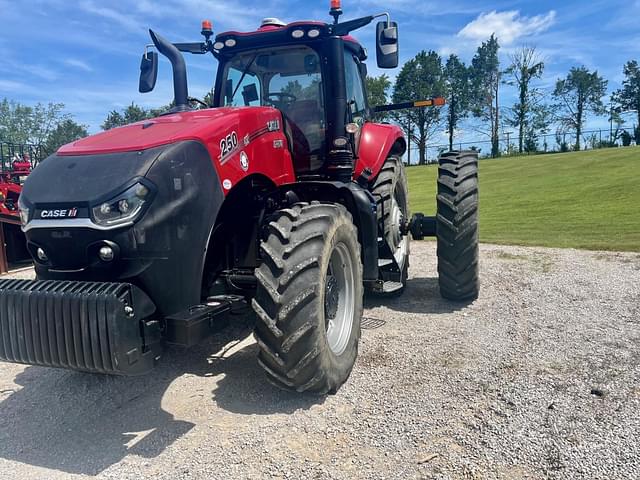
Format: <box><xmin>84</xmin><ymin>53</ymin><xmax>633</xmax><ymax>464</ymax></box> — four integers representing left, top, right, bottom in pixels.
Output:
<box><xmin>407</xmin><ymin>146</ymin><xmax>640</xmax><ymax>252</ymax></box>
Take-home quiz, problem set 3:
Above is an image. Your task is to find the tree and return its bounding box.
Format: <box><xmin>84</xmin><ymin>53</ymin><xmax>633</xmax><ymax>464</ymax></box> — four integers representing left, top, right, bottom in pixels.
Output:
<box><xmin>470</xmin><ymin>35</ymin><xmax>501</xmax><ymax>157</ymax></box>
<box><xmin>43</xmin><ymin>119</ymin><xmax>88</xmax><ymax>154</ymax></box>
<box><xmin>504</xmin><ymin>47</ymin><xmax>545</xmax><ymax>153</ymax></box>
<box><xmin>443</xmin><ymin>55</ymin><xmax>471</xmax><ymax>151</ymax></box>
<box><xmin>612</xmin><ymin>60</ymin><xmax>640</xmax><ymax>128</ymax></box>
<box><xmin>365</xmin><ymin>74</ymin><xmax>391</xmax><ymax>122</ymax></box>
<box><xmin>101</xmin><ymin>103</ymin><xmax>153</xmax><ymax>130</ymax></box>
<box><xmin>392</xmin><ymin>51</ymin><xmax>445</xmax><ymax>165</ymax></box>
<box><xmin>0</xmin><ymin>99</ymin><xmax>68</xmax><ymax>145</ymax></box>
<box><xmin>553</xmin><ymin>66</ymin><xmax>607</xmax><ymax>150</ymax></box>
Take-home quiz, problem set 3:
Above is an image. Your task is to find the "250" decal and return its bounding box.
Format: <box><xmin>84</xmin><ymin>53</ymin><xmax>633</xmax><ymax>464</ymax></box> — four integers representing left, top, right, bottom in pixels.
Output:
<box><xmin>220</xmin><ymin>131</ymin><xmax>239</xmax><ymax>161</ymax></box>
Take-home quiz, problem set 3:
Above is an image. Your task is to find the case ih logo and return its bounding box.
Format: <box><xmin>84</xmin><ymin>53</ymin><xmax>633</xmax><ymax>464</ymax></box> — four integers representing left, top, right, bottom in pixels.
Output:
<box><xmin>40</xmin><ymin>208</ymin><xmax>79</xmax><ymax>219</ymax></box>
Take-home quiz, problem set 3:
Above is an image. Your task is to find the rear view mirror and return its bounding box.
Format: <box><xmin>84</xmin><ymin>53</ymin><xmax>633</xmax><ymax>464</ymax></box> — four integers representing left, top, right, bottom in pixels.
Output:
<box><xmin>376</xmin><ymin>21</ymin><xmax>399</xmax><ymax>69</ymax></box>
<box><xmin>139</xmin><ymin>51</ymin><xmax>158</xmax><ymax>93</ymax></box>
<box><xmin>242</xmin><ymin>84</ymin><xmax>259</xmax><ymax>106</ymax></box>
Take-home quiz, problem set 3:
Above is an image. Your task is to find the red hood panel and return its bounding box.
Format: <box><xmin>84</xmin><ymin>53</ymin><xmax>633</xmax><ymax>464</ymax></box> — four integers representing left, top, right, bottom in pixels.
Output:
<box><xmin>58</xmin><ymin>107</ymin><xmax>278</xmax><ymax>156</ymax></box>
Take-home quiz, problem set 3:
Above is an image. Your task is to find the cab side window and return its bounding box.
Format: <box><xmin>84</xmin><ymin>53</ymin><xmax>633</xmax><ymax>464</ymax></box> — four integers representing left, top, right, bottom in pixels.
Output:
<box><xmin>344</xmin><ymin>51</ymin><xmax>367</xmax><ymax>126</ymax></box>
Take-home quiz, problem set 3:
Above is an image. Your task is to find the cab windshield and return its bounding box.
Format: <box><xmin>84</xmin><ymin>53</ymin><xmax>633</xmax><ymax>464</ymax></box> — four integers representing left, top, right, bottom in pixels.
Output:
<box><xmin>219</xmin><ymin>45</ymin><xmax>325</xmax><ymax>171</ymax></box>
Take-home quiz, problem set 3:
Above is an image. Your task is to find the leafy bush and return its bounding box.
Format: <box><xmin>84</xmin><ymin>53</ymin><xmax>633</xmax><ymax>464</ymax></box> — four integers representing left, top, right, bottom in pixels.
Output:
<box><xmin>621</xmin><ymin>131</ymin><xmax>632</xmax><ymax>146</ymax></box>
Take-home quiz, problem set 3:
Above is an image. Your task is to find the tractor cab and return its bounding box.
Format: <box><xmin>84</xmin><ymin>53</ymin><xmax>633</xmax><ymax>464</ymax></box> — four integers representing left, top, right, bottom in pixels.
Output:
<box><xmin>139</xmin><ymin>2</ymin><xmax>399</xmax><ymax>181</ymax></box>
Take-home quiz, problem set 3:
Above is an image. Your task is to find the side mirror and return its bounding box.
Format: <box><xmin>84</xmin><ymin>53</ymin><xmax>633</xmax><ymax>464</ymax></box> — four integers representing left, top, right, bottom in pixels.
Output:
<box><xmin>242</xmin><ymin>84</ymin><xmax>259</xmax><ymax>106</ymax></box>
<box><xmin>139</xmin><ymin>51</ymin><xmax>158</xmax><ymax>93</ymax></box>
<box><xmin>376</xmin><ymin>21</ymin><xmax>399</xmax><ymax>69</ymax></box>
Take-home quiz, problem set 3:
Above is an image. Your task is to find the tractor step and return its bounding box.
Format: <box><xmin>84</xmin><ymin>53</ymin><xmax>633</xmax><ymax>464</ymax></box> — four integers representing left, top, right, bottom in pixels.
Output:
<box><xmin>164</xmin><ymin>295</ymin><xmax>248</xmax><ymax>347</ymax></box>
<box><xmin>372</xmin><ymin>281</ymin><xmax>404</xmax><ymax>294</ymax></box>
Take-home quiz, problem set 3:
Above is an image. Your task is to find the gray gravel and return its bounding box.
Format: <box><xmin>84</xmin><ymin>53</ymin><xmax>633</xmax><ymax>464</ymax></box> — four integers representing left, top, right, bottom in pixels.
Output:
<box><xmin>0</xmin><ymin>241</ymin><xmax>639</xmax><ymax>479</ymax></box>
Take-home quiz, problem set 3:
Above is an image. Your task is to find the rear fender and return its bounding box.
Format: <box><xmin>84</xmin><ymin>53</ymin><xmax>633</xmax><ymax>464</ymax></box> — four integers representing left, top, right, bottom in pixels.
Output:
<box><xmin>355</xmin><ymin>123</ymin><xmax>406</xmax><ymax>180</ymax></box>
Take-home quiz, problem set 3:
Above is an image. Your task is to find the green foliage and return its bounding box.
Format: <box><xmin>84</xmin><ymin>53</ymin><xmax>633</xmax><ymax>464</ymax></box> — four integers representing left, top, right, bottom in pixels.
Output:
<box><xmin>281</xmin><ymin>80</ymin><xmax>321</xmax><ymax>101</ymax></box>
<box><xmin>101</xmin><ymin>102</ymin><xmax>166</xmax><ymax>130</ymax></box>
<box><xmin>443</xmin><ymin>55</ymin><xmax>471</xmax><ymax>150</ymax></box>
<box><xmin>407</xmin><ymin>147</ymin><xmax>640</xmax><ymax>252</ymax></box>
<box><xmin>470</xmin><ymin>35</ymin><xmax>501</xmax><ymax>157</ymax></box>
<box><xmin>504</xmin><ymin>47</ymin><xmax>545</xmax><ymax>153</ymax></box>
<box><xmin>612</xmin><ymin>60</ymin><xmax>640</xmax><ymax>128</ymax></box>
<box><xmin>0</xmin><ymin>98</ymin><xmax>69</xmax><ymax>145</ymax></box>
<box><xmin>365</xmin><ymin>74</ymin><xmax>391</xmax><ymax>122</ymax></box>
<box><xmin>553</xmin><ymin>66</ymin><xmax>607</xmax><ymax>151</ymax></box>
<box><xmin>43</xmin><ymin>119</ymin><xmax>88</xmax><ymax>154</ymax></box>
<box><xmin>621</xmin><ymin>130</ymin><xmax>632</xmax><ymax>146</ymax></box>
<box><xmin>392</xmin><ymin>50</ymin><xmax>445</xmax><ymax>165</ymax></box>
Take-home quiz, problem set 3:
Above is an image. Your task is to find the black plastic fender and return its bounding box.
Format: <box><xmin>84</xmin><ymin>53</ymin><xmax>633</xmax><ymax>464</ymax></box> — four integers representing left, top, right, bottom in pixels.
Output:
<box><xmin>276</xmin><ymin>181</ymin><xmax>379</xmax><ymax>281</ymax></box>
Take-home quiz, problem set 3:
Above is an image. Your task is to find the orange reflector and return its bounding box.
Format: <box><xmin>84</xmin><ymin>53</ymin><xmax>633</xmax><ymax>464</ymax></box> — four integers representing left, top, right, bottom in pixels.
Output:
<box><xmin>414</xmin><ymin>100</ymin><xmax>433</xmax><ymax>107</ymax></box>
<box><xmin>202</xmin><ymin>19</ymin><xmax>213</xmax><ymax>31</ymax></box>
<box><xmin>331</xmin><ymin>0</ymin><xmax>341</xmax><ymax>9</ymax></box>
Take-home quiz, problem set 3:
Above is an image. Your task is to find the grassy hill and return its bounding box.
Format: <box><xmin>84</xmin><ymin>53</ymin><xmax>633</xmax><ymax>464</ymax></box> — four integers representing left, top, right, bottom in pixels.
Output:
<box><xmin>407</xmin><ymin>147</ymin><xmax>640</xmax><ymax>252</ymax></box>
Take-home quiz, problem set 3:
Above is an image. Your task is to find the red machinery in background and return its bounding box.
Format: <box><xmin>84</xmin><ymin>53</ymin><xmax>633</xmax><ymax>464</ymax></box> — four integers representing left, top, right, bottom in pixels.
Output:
<box><xmin>0</xmin><ymin>143</ymin><xmax>42</xmax><ymax>271</ymax></box>
<box><xmin>0</xmin><ymin>153</ymin><xmax>32</xmax><ymax>220</ymax></box>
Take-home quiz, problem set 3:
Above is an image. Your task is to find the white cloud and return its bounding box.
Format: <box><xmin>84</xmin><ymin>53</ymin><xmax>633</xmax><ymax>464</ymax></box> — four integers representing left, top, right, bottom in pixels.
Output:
<box><xmin>458</xmin><ymin>10</ymin><xmax>556</xmax><ymax>45</ymax></box>
<box><xmin>63</xmin><ymin>59</ymin><xmax>93</xmax><ymax>72</ymax></box>
<box><xmin>78</xmin><ymin>1</ymin><xmax>140</xmax><ymax>32</ymax></box>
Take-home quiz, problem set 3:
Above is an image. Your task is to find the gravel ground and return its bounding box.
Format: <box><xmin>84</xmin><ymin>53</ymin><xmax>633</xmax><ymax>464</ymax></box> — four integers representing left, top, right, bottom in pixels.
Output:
<box><xmin>0</xmin><ymin>241</ymin><xmax>638</xmax><ymax>479</ymax></box>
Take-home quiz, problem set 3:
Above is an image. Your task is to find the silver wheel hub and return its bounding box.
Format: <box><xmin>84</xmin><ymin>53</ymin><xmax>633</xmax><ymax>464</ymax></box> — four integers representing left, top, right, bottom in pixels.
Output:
<box><xmin>325</xmin><ymin>242</ymin><xmax>355</xmax><ymax>356</ymax></box>
<box><xmin>389</xmin><ymin>193</ymin><xmax>408</xmax><ymax>268</ymax></box>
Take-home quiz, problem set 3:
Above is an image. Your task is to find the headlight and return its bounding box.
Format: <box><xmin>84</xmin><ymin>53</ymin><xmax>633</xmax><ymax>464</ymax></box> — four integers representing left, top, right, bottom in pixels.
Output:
<box><xmin>18</xmin><ymin>196</ymin><xmax>29</xmax><ymax>227</ymax></box>
<box><xmin>91</xmin><ymin>182</ymin><xmax>151</xmax><ymax>227</ymax></box>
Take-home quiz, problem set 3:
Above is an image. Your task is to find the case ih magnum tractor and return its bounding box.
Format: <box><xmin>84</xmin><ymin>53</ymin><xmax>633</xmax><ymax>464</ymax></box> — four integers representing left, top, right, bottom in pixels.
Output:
<box><xmin>1</xmin><ymin>2</ymin><xmax>479</xmax><ymax>394</ymax></box>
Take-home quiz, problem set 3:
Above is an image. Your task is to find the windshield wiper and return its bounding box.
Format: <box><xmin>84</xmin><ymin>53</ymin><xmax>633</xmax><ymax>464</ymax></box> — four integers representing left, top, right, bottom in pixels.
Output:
<box><xmin>230</xmin><ymin>53</ymin><xmax>258</xmax><ymax>103</ymax></box>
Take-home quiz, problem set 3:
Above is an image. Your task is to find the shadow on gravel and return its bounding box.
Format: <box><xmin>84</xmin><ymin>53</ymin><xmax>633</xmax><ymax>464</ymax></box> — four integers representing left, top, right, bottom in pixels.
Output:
<box><xmin>208</xmin><ymin>341</ymin><xmax>323</xmax><ymax>416</ymax></box>
<box><xmin>0</xmin><ymin>317</ymin><xmax>322</xmax><ymax>476</ymax></box>
<box><xmin>365</xmin><ymin>277</ymin><xmax>474</xmax><ymax>314</ymax></box>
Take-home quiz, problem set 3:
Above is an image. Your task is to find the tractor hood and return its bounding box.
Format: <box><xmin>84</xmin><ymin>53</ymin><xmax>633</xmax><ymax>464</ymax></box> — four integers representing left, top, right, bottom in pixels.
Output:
<box><xmin>58</xmin><ymin>107</ymin><xmax>267</xmax><ymax>156</ymax></box>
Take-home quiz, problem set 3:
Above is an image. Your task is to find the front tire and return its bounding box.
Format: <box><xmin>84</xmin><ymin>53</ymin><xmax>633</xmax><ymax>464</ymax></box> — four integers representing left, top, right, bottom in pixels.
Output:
<box><xmin>252</xmin><ymin>203</ymin><xmax>363</xmax><ymax>394</ymax></box>
<box><xmin>436</xmin><ymin>151</ymin><xmax>480</xmax><ymax>301</ymax></box>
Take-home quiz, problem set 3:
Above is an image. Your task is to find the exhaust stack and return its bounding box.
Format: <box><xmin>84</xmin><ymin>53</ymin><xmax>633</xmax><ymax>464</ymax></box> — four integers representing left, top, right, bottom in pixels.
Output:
<box><xmin>149</xmin><ymin>29</ymin><xmax>190</xmax><ymax>112</ymax></box>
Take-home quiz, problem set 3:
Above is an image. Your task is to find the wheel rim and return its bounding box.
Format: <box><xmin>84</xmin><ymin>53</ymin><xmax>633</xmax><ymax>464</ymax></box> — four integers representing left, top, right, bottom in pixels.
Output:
<box><xmin>324</xmin><ymin>241</ymin><xmax>355</xmax><ymax>356</ymax></box>
<box><xmin>389</xmin><ymin>185</ymin><xmax>409</xmax><ymax>268</ymax></box>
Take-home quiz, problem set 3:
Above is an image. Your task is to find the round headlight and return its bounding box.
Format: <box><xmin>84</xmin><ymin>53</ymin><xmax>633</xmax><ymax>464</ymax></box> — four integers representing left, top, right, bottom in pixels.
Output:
<box><xmin>99</xmin><ymin>246</ymin><xmax>115</xmax><ymax>262</ymax></box>
<box><xmin>213</xmin><ymin>42</ymin><xmax>224</xmax><ymax>50</ymax></box>
<box><xmin>224</xmin><ymin>38</ymin><xmax>236</xmax><ymax>47</ymax></box>
<box><xmin>291</xmin><ymin>29</ymin><xmax>305</xmax><ymax>39</ymax></box>
<box><xmin>308</xmin><ymin>29</ymin><xmax>320</xmax><ymax>38</ymax></box>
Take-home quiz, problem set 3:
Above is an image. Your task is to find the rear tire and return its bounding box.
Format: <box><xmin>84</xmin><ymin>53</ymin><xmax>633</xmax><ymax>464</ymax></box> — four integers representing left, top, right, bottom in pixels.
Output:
<box><xmin>436</xmin><ymin>151</ymin><xmax>480</xmax><ymax>301</ymax></box>
<box><xmin>368</xmin><ymin>155</ymin><xmax>410</xmax><ymax>296</ymax></box>
<box><xmin>253</xmin><ymin>202</ymin><xmax>363</xmax><ymax>394</ymax></box>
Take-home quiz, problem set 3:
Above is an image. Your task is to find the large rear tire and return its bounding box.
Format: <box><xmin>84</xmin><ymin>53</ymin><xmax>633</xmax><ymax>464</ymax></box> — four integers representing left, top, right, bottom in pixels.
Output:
<box><xmin>368</xmin><ymin>155</ymin><xmax>410</xmax><ymax>296</ymax></box>
<box><xmin>253</xmin><ymin>202</ymin><xmax>363</xmax><ymax>394</ymax></box>
<box><xmin>436</xmin><ymin>151</ymin><xmax>480</xmax><ymax>301</ymax></box>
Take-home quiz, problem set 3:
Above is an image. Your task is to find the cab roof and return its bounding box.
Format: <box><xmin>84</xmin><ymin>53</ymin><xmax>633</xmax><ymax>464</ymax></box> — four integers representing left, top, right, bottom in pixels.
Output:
<box><xmin>215</xmin><ymin>20</ymin><xmax>366</xmax><ymax>60</ymax></box>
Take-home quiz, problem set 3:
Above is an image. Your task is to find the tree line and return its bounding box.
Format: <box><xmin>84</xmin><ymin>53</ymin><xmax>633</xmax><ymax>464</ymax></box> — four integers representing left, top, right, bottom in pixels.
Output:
<box><xmin>367</xmin><ymin>36</ymin><xmax>640</xmax><ymax>164</ymax></box>
<box><xmin>0</xmin><ymin>99</ymin><xmax>87</xmax><ymax>155</ymax></box>
<box><xmin>2</xmin><ymin>40</ymin><xmax>639</xmax><ymax>166</ymax></box>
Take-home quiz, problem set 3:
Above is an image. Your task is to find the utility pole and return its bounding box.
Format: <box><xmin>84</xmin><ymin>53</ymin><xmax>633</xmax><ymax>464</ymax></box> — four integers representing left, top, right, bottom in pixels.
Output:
<box><xmin>609</xmin><ymin>100</ymin><xmax>614</xmax><ymax>143</ymax></box>
<box><xmin>505</xmin><ymin>131</ymin><xmax>513</xmax><ymax>154</ymax></box>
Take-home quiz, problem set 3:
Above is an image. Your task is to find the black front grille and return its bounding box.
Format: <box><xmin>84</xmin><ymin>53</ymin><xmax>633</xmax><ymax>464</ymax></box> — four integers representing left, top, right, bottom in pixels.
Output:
<box><xmin>0</xmin><ymin>280</ymin><xmax>159</xmax><ymax>375</ymax></box>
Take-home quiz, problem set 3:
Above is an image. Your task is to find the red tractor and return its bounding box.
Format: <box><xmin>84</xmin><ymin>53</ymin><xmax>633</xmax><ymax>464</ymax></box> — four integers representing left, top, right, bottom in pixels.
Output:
<box><xmin>2</xmin><ymin>2</ymin><xmax>479</xmax><ymax>394</ymax></box>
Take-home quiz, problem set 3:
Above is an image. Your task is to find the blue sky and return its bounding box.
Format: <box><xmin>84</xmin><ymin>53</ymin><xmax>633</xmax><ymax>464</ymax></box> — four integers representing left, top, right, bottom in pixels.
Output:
<box><xmin>1</xmin><ymin>0</ymin><xmax>638</xmax><ymax>137</ymax></box>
